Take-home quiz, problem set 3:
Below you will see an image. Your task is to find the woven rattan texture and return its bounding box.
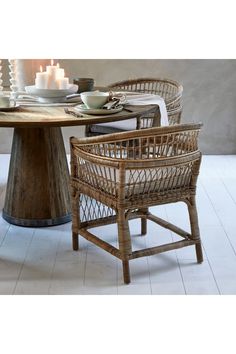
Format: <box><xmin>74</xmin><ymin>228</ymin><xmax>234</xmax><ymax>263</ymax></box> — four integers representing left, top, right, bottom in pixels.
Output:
<box><xmin>108</xmin><ymin>78</ymin><xmax>183</xmax><ymax>126</ymax></box>
<box><xmin>70</xmin><ymin>123</ymin><xmax>203</xmax><ymax>284</ymax></box>
<box><xmin>88</xmin><ymin>78</ymin><xmax>183</xmax><ymax>136</ymax></box>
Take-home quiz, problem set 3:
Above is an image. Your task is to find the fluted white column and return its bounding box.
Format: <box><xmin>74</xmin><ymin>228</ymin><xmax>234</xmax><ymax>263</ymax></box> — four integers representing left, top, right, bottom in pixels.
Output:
<box><xmin>8</xmin><ymin>59</ymin><xmax>18</xmax><ymax>99</ymax></box>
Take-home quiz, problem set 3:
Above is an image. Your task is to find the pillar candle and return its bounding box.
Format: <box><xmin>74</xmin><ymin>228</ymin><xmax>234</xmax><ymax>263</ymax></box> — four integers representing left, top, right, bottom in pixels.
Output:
<box><xmin>35</xmin><ymin>66</ymin><xmax>49</xmax><ymax>89</ymax></box>
<box><xmin>59</xmin><ymin>77</ymin><xmax>69</xmax><ymax>89</ymax></box>
<box><xmin>34</xmin><ymin>60</ymin><xmax>70</xmax><ymax>90</ymax></box>
<box><xmin>56</xmin><ymin>68</ymin><xmax>65</xmax><ymax>79</ymax></box>
<box><xmin>46</xmin><ymin>60</ymin><xmax>59</xmax><ymax>88</ymax></box>
<box><xmin>46</xmin><ymin>60</ymin><xmax>58</xmax><ymax>77</ymax></box>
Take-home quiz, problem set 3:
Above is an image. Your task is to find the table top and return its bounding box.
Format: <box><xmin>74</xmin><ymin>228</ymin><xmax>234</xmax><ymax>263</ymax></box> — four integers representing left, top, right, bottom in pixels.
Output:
<box><xmin>0</xmin><ymin>104</ymin><xmax>157</xmax><ymax>128</ymax></box>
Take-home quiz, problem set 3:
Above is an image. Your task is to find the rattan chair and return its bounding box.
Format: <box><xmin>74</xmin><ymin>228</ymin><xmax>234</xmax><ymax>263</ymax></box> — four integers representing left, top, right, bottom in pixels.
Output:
<box><xmin>70</xmin><ymin>123</ymin><xmax>203</xmax><ymax>284</ymax></box>
<box><xmin>168</xmin><ymin>106</ymin><xmax>183</xmax><ymax>125</ymax></box>
<box><xmin>87</xmin><ymin>78</ymin><xmax>183</xmax><ymax>136</ymax></box>
<box><xmin>108</xmin><ymin>78</ymin><xmax>183</xmax><ymax>111</ymax></box>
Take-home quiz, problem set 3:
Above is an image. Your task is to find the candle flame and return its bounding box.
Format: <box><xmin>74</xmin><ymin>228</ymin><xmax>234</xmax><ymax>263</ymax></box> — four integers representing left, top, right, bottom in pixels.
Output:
<box><xmin>40</xmin><ymin>65</ymin><xmax>43</xmax><ymax>72</ymax></box>
<box><xmin>51</xmin><ymin>59</ymin><xmax>54</xmax><ymax>66</ymax></box>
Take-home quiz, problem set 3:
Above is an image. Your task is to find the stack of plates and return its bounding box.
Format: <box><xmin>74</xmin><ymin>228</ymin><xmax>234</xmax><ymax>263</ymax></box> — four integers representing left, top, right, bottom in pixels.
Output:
<box><xmin>25</xmin><ymin>84</ymin><xmax>78</xmax><ymax>103</ymax></box>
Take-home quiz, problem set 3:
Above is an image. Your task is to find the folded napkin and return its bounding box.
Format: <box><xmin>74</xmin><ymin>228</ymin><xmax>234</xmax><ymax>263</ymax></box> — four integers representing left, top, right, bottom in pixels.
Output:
<box><xmin>95</xmin><ymin>92</ymin><xmax>169</xmax><ymax>130</ymax></box>
<box><xmin>126</xmin><ymin>93</ymin><xmax>168</xmax><ymax>126</ymax></box>
<box><xmin>102</xmin><ymin>92</ymin><xmax>126</xmax><ymax>110</ymax></box>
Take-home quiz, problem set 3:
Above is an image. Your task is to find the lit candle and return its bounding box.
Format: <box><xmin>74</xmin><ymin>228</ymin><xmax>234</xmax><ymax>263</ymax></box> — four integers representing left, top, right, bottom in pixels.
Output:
<box><xmin>46</xmin><ymin>59</ymin><xmax>58</xmax><ymax>77</ymax></box>
<box><xmin>46</xmin><ymin>59</ymin><xmax>60</xmax><ymax>88</ymax></box>
<box><xmin>34</xmin><ymin>60</ymin><xmax>70</xmax><ymax>90</ymax></box>
<box><xmin>35</xmin><ymin>65</ymin><xmax>48</xmax><ymax>89</ymax></box>
<box><xmin>56</xmin><ymin>64</ymin><xmax>69</xmax><ymax>89</ymax></box>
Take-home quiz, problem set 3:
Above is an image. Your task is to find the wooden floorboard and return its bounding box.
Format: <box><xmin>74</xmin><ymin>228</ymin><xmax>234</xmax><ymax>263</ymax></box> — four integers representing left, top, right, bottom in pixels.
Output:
<box><xmin>0</xmin><ymin>154</ymin><xmax>236</xmax><ymax>294</ymax></box>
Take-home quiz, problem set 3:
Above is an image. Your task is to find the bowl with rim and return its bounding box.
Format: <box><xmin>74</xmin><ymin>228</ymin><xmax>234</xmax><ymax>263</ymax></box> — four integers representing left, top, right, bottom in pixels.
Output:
<box><xmin>80</xmin><ymin>91</ymin><xmax>109</xmax><ymax>109</ymax></box>
<box><xmin>25</xmin><ymin>84</ymin><xmax>78</xmax><ymax>103</ymax></box>
<box><xmin>73</xmin><ymin>78</ymin><xmax>94</xmax><ymax>93</ymax></box>
<box><xmin>0</xmin><ymin>95</ymin><xmax>11</xmax><ymax>108</ymax></box>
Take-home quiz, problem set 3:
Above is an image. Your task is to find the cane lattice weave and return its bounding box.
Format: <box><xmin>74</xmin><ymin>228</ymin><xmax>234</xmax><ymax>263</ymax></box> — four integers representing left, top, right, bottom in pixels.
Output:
<box><xmin>108</xmin><ymin>77</ymin><xmax>183</xmax><ymax>112</ymax></box>
<box><xmin>108</xmin><ymin>78</ymin><xmax>183</xmax><ymax>126</ymax></box>
<box><xmin>88</xmin><ymin>78</ymin><xmax>183</xmax><ymax>136</ymax></box>
<box><xmin>70</xmin><ymin>123</ymin><xmax>203</xmax><ymax>284</ymax></box>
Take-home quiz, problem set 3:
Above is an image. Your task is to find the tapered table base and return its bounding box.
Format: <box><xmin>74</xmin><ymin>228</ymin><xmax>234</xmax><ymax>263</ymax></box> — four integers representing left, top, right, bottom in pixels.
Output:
<box><xmin>2</xmin><ymin>127</ymin><xmax>71</xmax><ymax>227</ymax></box>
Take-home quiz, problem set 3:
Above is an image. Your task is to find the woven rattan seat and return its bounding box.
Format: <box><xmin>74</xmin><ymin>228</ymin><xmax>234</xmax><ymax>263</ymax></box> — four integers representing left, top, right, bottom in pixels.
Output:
<box><xmin>87</xmin><ymin>78</ymin><xmax>183</xmax><ymax>136</ymax></box>
<box><xmin>70</xmin><ymin>123</ymin><xmax>203</xmax><ymax>284</ymax></box>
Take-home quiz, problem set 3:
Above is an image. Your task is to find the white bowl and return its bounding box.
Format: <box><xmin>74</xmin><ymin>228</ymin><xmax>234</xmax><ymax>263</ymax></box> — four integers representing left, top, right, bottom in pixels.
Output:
<box><xmin>80</xmin><ymin>91</ymin><xmax>109</xmax><ymax>109</ymax></box>
<box><xmin>25</xmin><ymin>84</ymin><xmax>78</xmax><ymax>103</ymax></box>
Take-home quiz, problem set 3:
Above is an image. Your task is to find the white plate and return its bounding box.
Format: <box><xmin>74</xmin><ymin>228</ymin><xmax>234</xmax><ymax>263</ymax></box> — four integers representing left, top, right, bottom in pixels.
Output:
<box><xmin>25</xmin><ymin>84</ymin><xmax>78</xmax><ymax>103</ymax></box>
<box><xmin>0</xmin><ymin>104</ymin><xmax>21</xmax><ymax>112</ymax></box>
<box><xmin>74</xmin><ymin>104</ymin><xmax>123</xmax><ymax>115</ymax></box>
<box><xmin>25</xmin><ymin>84</ymin><xmax>78</xmax><ymax>97</ymax></box>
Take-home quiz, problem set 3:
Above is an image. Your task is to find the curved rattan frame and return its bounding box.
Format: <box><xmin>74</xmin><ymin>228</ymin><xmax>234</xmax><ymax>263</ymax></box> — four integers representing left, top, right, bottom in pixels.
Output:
<box><xmin>108</xmin><ymin>77</ymin><xmax>183</xmax><ymax>111</ymax></box>
<box><xmin>88</xmin><ymin>78</ymin><xmax>183</xmax><ymax>136</ymax></box>
<box><xmin>70</xmin><ymin>123</ymin><xmax>203</xmax><ymax>284</ymax></box>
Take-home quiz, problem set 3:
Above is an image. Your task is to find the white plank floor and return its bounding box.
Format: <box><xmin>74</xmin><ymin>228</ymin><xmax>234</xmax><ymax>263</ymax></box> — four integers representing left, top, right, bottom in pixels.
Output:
<box><xmin>1</xmin><ymin>154</ymin><xmax>236</xmax><ymax>295</ymax></box>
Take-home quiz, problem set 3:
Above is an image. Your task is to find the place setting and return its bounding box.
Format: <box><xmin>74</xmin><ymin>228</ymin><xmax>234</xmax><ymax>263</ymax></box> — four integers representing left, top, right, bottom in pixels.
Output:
<box><xmin>15</xmin><ymin>60</ymin><xmax>81</xmax><ymax>107</ymax></box>
<box><xmin>64</xmin><ymin>91</ymin><xmax>128</xmax><ymax>118</ymax></box>
<box><xmin>0</xmin><ymin>95</ymin><xmax>22</xmax><ymax>112</ymax></box>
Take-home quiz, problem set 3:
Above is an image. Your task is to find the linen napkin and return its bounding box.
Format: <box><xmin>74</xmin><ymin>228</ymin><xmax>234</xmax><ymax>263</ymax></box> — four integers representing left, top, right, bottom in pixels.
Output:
<box><xmin>95</xmin><ymin>92</ymin><xmax>169</xmax><ymax>130</ymax></box>
<box><xmin>102</xmin><ymin>93</ymin><xmax>126</xmax><ymax>110</ymax></box>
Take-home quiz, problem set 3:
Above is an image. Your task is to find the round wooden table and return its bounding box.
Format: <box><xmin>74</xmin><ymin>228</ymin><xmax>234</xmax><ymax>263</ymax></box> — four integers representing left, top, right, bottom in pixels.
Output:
<box><xmin>0</xmin><ymin>104</ymin><xmax>157</xmax><ymax>227</ymax></box>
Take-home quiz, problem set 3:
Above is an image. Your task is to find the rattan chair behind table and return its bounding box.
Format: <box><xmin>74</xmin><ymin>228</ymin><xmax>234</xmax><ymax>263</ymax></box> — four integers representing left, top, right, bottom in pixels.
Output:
<box><xmin>108</xmin><ymin>77</ymin><xmax>183</xmax><ymax>111</ymax></box>
<box><xmin>87</xmin><ymin>78</ymin><xmax>183</xmax><ymax>136</ymax></box>
<box><xmin>70</xmin><ymin>123</ymin><xmax>203</xmax><ymax>284</ymax></box>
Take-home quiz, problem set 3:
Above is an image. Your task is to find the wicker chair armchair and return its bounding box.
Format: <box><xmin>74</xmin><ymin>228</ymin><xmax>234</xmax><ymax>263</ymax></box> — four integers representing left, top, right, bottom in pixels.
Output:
<box><xmin>108</xmin><ymin>78</ymin><xmax>183</xmax><ymax>111</ymax></box>
<box><xmin>70</xmin><ymin>123</ymin><xmax>203</xmax><ymax>284</ymax></box>
<box><xmin>87</xmin><ymin>78</ymin><xmax>183</xmax><ymax>136</ymax></box>
<box><xmin>168</xmin><ymin>106</ymin><xmax>183</xmax><ymax>125</ymax></box>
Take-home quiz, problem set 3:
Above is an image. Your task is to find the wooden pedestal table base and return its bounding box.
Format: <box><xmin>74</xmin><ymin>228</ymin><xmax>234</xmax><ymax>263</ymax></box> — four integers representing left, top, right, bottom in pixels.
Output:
<box><xmin>2</xmin><ymin>127</ymin><xmax>71</xmax><ymax>227</ymax></box>
<box><xmin>0</xmin><ymin>104</ymin><xmax>159</xmax><ymax>227</ymax></box>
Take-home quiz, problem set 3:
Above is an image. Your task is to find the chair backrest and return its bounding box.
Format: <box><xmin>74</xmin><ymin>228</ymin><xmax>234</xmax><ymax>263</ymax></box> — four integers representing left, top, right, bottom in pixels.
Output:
<box><xmin>167</xmin><ymin>106</ymin><xmax>183</xmax><ymax>125</ymax></box>
<box><xmin>108</xmin><ymin>78</ymin><xmax>183</xmax><ymax>111</ymax></box>
<box><xmin>70</xmin><ymin>123</ymin><xmax>202</xmax><ymax>201</ymax></box>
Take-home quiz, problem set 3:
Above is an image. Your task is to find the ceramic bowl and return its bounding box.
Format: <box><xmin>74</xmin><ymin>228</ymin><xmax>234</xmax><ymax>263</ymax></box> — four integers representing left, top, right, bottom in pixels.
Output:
<box><xmin>73</xmin><ymin>78</ymin><xmax>94</xmax><ymax>93</ymax></box>
<box><xmin>0</xmin><ymin>96</ymin><xmax>11</xmax><ymax>108</ymax></box>
<box><xmin>80</xmin><ymin>91</ymin><xmax>109</xmax><ymax>109</ymax></box>
<box><xmin>25</xmin><ymin>84</ymin><xmax>78</xmax><ymax>103</ymax></box>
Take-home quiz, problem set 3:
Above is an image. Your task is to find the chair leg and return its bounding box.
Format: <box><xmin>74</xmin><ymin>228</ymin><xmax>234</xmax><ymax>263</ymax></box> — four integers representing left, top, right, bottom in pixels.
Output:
<box><xmin>122</xmin><ymin>260</ymin><xmax>131</xmax><ymax>284</ymax></box>
<box><xmin>140</xmin><ymin>208</ymin><xmax>148</xmax><ymax>235</ymax></box>
<box><xmin>195</xmin><ymin>243</ymin><xmax>203</xmax><ymax>263</ymax></box>
<box><xmin>188</xmin><ymin>197</ymin><xmax>203</xmax><ymax>263</ymax></box>
<box><xmin>72</xmin><ymin>190</ymin><xmax>80</xmax><ymax>251</ymax></box>
<box><xmin>72</xmin><ymin>231</ymin><xmax>79</xmax><ymax>251</ymax></box>
<box><xmin>141</xmin><ymin>218</ymin><xmax>147</xmax><ymax>235</ymax></box>
<box><xmin>117</xmin><ymin>210</ymin><xmax>132</xmax><ymax>284</ymax></box>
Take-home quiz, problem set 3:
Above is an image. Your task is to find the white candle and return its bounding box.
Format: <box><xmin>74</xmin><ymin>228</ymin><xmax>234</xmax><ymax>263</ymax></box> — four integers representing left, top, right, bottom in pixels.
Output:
<box><xmin>46</xmin><ymin>59</ymin><xmax>58</xmax><ymax>76</ymax></box>
<box><xmin>56</xmin><ymin>65</ymin><xmax>69</xmax><ymax>89</ymax></box>
<box><xmin>46</xmin><ymin>60</ymin><xmax>58</xmax><ymax>88</ymax></box>
<box><xmin>56</xmin><ymin>68</ymin><xmax>65</xmax><ymax>79</ymax></box>
<box><xmin>59</xmin><ymin>77</ymin><xmax>69</xmax><ymax>89</ymax></box>
<box><xmin>48</xmin><ymin>78</ymin><xmax>60</xmax><ymax>89</ymax></box>
<box><xmin>34</xmin><ymin>60</ymin><xmax>70</xmax><ymax>90</ymax></box>
<box><xmin>46</xmin><ymin>65</ymin><xmax>58</xmax><ymax>78</ymax></box>
<box><xmin>35</xmin><ymin>66</ymin><xmax>48</xmax><ymax>89</ymax></box>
